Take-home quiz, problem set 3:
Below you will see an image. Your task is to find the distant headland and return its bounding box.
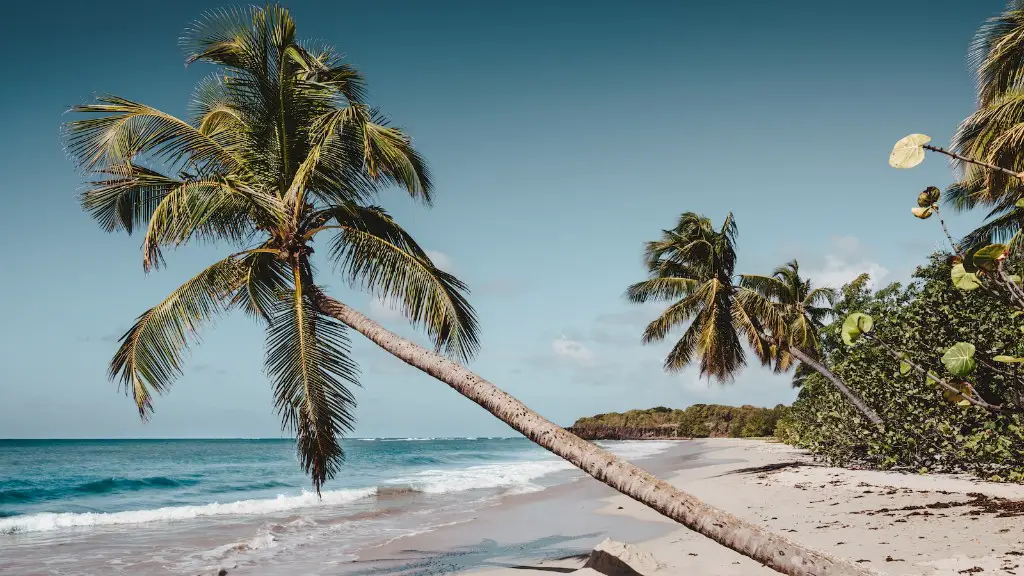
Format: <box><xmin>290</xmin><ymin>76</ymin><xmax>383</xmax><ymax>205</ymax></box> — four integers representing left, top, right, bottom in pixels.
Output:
<box><xmin>567</xmin><ymin>404</ymin><xmax>789</xmax><ymax>441</ymax></box>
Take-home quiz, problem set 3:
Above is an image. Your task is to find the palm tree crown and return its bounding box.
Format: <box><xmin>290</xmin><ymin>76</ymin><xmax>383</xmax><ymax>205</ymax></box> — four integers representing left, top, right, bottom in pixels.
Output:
<box><xmin>64</xmin><ymin>5</ymin><xmax>479</xmax><ymax>492</ymax></box>
<box><xmin>739</xmin><ymin>261</ymin><xmax>837</xmax><ymax>373</ymax></box>
<box><xmin>625</xmin><ymin>212</ymin><xmax>765</xmax><ymax>382</ymax></box>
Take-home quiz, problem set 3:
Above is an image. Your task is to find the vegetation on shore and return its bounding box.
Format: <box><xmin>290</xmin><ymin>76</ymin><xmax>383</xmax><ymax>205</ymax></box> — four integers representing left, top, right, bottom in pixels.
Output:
<box><xmin>776</xmin><ymin>257</ymin><xmax>1024</xmax><ymax>481</ymax></box>
<box><xmin>773</xmin><ymin>2</ymin><xmax>1024</xmax><ymax>483</ymax></box>
<box><xmin>571</xmin><ymin>404</ymin><xmax>790</xmax><ymax>439</ymax></box>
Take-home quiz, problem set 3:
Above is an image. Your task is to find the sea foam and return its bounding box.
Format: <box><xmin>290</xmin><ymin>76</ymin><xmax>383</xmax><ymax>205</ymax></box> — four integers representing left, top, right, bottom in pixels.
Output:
<box><xmin>0</xmin><ymin>487</ymin><xmax>376</xmax><ymax>534</ymax></box>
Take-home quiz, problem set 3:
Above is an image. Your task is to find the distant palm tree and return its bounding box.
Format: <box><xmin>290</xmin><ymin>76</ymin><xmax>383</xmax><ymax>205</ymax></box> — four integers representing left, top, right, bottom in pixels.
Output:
<box><xmin>948</xmin><ymin>1</ymin><xmax>1024</xmax><ymax>247</ymax></box>
<box><xmin>626</xmin><ymin>213</ymin><xmax>750</xmax><ymax>382</ymax></box>
<box><xmin>627</xmin><ymin>214</ymin><xmax>882</xmax><ymax>427</ymax></box>
<box><xmin>64</xmin><ymin>7</ymin><xmax>863</xmax><ymax>575</ymax></box>
<box><xmin>740</xmin><ymin>262</ymin><xmax>883</xmax><ymax>426</ymax></box>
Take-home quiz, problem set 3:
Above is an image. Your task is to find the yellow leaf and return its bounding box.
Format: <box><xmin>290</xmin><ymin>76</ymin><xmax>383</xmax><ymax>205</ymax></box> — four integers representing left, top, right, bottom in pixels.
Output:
<box><xmin>889</xmin><ymin>134</ymin><xmax>931</xmax><ymax>169</ymax></box>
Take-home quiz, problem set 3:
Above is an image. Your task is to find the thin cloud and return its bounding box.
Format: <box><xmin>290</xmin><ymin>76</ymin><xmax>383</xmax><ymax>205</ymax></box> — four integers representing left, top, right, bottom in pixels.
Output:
<box><xmin>803</xmin><ymin>236</ymin><xmax>889</xmax><ymax>290</ymax></box>
<box><xmin>551</xmin><ymin>336</ymin><xmax>595</xmax><ymax>363</ymax></box>
<box><xmin>425</xmin><ymin>250</ymin><xmax>455</xmax><ymax>273</ymax></box>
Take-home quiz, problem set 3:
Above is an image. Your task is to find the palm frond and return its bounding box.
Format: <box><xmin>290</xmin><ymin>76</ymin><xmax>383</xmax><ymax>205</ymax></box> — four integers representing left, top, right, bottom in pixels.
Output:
<box><xmin>65</xmin><ymin>96</ymin><xmax>241</xmax><ymax>174</ymax></box>
<box><xmin>738</xmin><ymin>274</ymin><xmax>789</xmax><ymax>302</ymax></box>
<box><xmin>695</xmin><ymin>280</ymin><xmax>745</xmax><ymax>382</ymax></box>
<box><xmin>359</xmin><ymin>111</ymin><xmax>432</xmax><ymax>203</ymax></box>
<box><xmin>641</xmin><ymin>289</ymin><xmax>707</xmax><ymax>344</ymax></box>
<box><xmin>110</xmin><ymin>257</ymin><xmax>241</xmax><ymax>418</ymax></box>
<box><xmin>803</xmin><ymin>286</ymin><xmax>838</xmax><ymax>309</ymax></box>
<box><xmin>961</xmin><ymin>204</ymin><xmax>1024</xmax><ymax>248</ymax></box>
<box><xmin>141</xmin><ymin>177</ymin><xmax>281</xmax><ymax>271</ymax></box>
<box><xmin>231</xmin><ymin>250</ymin><xmax>292</xmax><ymax>323</ymax></box>
<box><xmin>324</xmin><ymin>204</ymin><xmax>479</xmax><ymax>362</ymax></box>
<box><xmin>732</xmin><ymin>293</ymin><xmax>774</xmax><ymax>366</ymax></box>
<box><xmin>80</xmin><ymin>164</ymin><xmax>181</xmax><ymax>234</ymax></box>
<box><xmin>970</xmin><ymin>1</ymin><xmax>1024</xmax><ymax>106</ymax></box>
<box><xmin>265</xmin><ymin>265</ymin><xmax>359</xmax><ymax>494</ymax></box>
<box><xmin>625</xmin><ymin>277</ymin><xmax>700</xmax><ymax>303</ymax></box>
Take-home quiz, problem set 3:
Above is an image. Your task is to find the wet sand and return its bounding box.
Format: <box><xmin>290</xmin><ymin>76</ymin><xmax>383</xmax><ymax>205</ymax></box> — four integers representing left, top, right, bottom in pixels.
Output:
<box><xmin>334</xmin><ymin>441</ymin><xmax>717</xmax><ymax>575</ymax></box>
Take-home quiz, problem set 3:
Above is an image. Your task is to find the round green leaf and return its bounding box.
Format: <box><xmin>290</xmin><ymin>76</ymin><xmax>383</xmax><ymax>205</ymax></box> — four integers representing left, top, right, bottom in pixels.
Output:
<box><xmin>889</xmin><ymin>134</ymin><xmax>931</xmax><ymax>169</ymax></box>
<box><xmin>917</xmin><ymin>186</ymin><xmax>941</xmax><ymax>207</ymax></box>
<box><xmin>911</xmin><ymin>206</ymin><xmax>933</xmax><ymax>219</ymax></box>
<box><xmin>841</xmin><ymin>312</ymin><xmax>874</xmax><ymax>346</ymax></box>
<box><xmin>899</xmin><ymin>360</ymin><xmax>912</xmax><ymax>375</ymax></box>
<box><xmin>1017</xmin><ymin>198</ymin><xmax>1024</xmax><ymax>209</ymax></box>
<box><xmin>951</xmin><ymin>263</ymin><xmax>981</xmax><ymax>291</ymax></box>
<box><xmin>1010</xmin><ymin>275</ymin><xmax>1022</xmax><ymax>286</ymax></box>
<box><xmin>941</xmin><ymin>342</ymin><xmax>977</xmax><ymax>377</ymax></box>
<box><xmin>963</xmin><ymin>245</ymin><xmax>983</xmax><ymax>273</ymax></box>
<box><xmin>972</xmin><ymin>244</ymin><xmax>1008</xmax><ymax>272</ymax></box>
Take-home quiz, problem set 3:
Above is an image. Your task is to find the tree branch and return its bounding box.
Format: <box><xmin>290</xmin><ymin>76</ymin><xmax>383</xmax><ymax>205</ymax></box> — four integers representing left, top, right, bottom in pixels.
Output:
<box><xmin>863</xmin><ymin>333</ymin><xmax>1003</xmax><ymax>413</ymax></box>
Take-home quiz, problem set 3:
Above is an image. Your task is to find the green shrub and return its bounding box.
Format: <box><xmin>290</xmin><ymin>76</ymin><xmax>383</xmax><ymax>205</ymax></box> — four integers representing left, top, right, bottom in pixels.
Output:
<box><xmin>784</xmin><ymin>253</ymin><xmax>1024</xmax><ymax>481</ymax></box>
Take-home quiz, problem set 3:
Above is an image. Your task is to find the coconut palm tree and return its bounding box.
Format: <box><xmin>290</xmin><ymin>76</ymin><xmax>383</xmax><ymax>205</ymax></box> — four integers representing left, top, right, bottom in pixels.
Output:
<box><xmin>65</xmin><ymin>7</ymin><xmax>870</xmax><ymax>575</ymax></box>
<box><xmin>740</xmin><ymin>262</ymin><xmax>883</xmax><ymax>427</ymax></box>
<box><xmin>625</xmin><ymin>213</ymin><xmax>749</xmax><ymax>381</ymax></box>
<box><xmin>627</xmin><ymin>214</ymin><xmax>882</xmax><ymax>427</ymax></box>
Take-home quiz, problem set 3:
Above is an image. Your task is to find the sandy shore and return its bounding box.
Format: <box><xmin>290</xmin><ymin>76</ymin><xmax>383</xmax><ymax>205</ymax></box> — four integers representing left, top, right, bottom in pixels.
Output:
<box><xmin>472</xmin><ymin>438</ymin><xmax>1024</xmax><ymax>576</ymax></box>
<box><xmin>343</xmin><ymin>438</ymin><xmax>1024</xmax><ymax>576</ymax></box>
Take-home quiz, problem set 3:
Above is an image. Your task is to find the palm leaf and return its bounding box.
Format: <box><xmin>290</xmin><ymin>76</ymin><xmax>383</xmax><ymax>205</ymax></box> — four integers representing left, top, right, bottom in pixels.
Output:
<box><xmin>141</xmin><ymin>177</ymin><xmax>282</xmax><ymax>271</ymax></box>
<box><xmin>625</xmin><ymin>277</ymin><xmax>700</xmax><ymax>303</ymax></box>
<box><xmin>65</xmin><ymin>96</ymin><xmax>242</xmax><ymax>174</ymax></box>
<box><xmin>265</xmin><ymin>266</ymin><xmax>359</xmax><ymax>493</ymax></box>
<box><xmin>739</xmin><ymin>274</ymin><xmax>789</xmax><ymax>302</ymax></box>
<box><xmin>324</xmin><ymin>204</ymin><xmax>480</xmax><ymax>362</ymax></box>
<box><xmin>110</xmin><ymin>257</ymin><xmax>241</xmax><ymax>418</ymax></box>
<box><xmin>80</xmin><ymin>164</ymin><xmax>181</xmax><ymax>234</ymax></box>
<box><xmin>231</xmin><ymin>250</ymin><xmax>293</xmax><ymax>323</ymax></box>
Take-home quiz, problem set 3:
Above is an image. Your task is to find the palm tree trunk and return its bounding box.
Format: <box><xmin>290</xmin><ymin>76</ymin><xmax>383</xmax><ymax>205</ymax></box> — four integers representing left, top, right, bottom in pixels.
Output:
<box><xmin>787</xmin><ymin>347</ymin><xmax>885</xmax><ymax>429</ymax></box>
<box><xmin>316</xmin><ymin>294</ymin><xmax>874</xmax><ymax>576</ymax></box>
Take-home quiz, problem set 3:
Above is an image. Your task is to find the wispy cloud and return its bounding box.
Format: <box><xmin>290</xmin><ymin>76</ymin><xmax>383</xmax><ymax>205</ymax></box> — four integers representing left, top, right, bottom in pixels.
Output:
<box><xmin>425</xmin><ymin>250</ymin><xmax>455</xmax><ymax>273</ymax></box>
<box><xmin>803</xmin><ymin>235</ymin><xmax>889</xmax><ymax>290</ymax></box>
<box><xmin>552</xmin><ymin>336</ymin><xmax>595</xmax><ymax>363</ymax></box>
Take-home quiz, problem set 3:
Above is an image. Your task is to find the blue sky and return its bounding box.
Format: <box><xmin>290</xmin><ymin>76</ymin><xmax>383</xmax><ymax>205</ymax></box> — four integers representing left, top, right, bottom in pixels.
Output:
<box><xmin>0</xmin><ymin>0</ymin><xmax>1004</xmax><ymax>438</ymax></box>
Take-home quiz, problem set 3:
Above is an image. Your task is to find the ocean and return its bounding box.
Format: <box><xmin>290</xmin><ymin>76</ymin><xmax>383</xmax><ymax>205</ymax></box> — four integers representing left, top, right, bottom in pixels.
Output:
<box><xmin>0</xmin><ymin>438</ymin><xmax>679</xmax><ymax>575</ymax></box>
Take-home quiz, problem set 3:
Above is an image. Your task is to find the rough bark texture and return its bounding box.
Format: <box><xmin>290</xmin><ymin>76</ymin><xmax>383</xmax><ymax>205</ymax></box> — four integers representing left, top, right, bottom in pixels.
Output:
<box><xmin>788</xmin><ymin>347</ymin><xmax>885</xmax><ymax>428</ymax></box>
<box><xmin>317</xmin><ymin>295</ymin><xmax>878</xmax><ymax>576</ymax></box>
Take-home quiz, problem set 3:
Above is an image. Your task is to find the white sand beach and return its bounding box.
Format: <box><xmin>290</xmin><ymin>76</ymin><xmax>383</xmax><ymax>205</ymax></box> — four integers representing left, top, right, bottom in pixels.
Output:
<box><xmin>460</xmin><ymin>438</ymin><xmax>1024</xmax><ymax>576</ymax></box>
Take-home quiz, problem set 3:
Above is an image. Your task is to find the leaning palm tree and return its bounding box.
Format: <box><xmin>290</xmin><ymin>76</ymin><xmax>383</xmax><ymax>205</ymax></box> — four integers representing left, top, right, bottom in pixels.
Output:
<box><xmin>627</xmin><ymin>214</ymin><xmax>882</xmax><ymax>427</ymax></box>
<box><xmin>740</xmin><ymin>261</ymin><xmax>883</xmax><ymax>427</ymax></box>
<box><xmin>64</xmin><ymin>7</ymin><xmax>870</xmax><ymax>575</ymax></box>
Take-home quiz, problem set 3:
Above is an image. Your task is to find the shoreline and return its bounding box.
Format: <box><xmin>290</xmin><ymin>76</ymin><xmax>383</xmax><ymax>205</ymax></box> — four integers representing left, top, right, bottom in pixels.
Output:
<box><xmin>331</xmin><ymin>441</ymin><xmax>703</xmax><ymax>575</ymax></box>
<box><xmin>343</xmin><ymin>438</ymin><xmax>1024</xmax><ymax>576</ymax></box>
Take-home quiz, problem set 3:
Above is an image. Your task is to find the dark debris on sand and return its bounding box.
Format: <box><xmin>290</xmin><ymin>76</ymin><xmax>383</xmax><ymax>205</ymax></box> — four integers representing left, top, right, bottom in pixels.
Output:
<box><xmin>856</xmin><ymin>493</ymin><xmax>1024</xmax><ymax>518</ymax></box>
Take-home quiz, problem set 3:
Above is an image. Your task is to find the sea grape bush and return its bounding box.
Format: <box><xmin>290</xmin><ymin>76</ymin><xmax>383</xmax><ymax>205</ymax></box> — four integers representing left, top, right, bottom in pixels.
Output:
<box><xmin>779</xmin><ymin>254</ymin><xmax>1024</xmax><ymax>481</ymax></box>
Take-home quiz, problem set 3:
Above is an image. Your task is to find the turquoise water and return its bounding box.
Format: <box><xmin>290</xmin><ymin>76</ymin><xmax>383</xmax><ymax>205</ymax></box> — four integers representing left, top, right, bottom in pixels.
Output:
<box><xmin>0</xmin><ymin>438</ymin><xmax>678</xmax><ymax>575</ymax></box>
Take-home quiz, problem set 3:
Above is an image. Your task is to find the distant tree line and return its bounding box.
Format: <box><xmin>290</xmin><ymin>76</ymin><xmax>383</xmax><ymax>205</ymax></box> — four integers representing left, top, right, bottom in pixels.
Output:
<box><xmin>571</xmin><ymin>404</ymin><xmax>790</xmax><ymax>439</ymax></box>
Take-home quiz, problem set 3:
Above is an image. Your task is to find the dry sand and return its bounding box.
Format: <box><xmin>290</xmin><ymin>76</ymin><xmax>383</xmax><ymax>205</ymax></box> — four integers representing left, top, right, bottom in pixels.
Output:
<box><xmin>473</xmin><ymin>438</ymin><xmax>1024</xmax><ymax>576</ymax></box>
